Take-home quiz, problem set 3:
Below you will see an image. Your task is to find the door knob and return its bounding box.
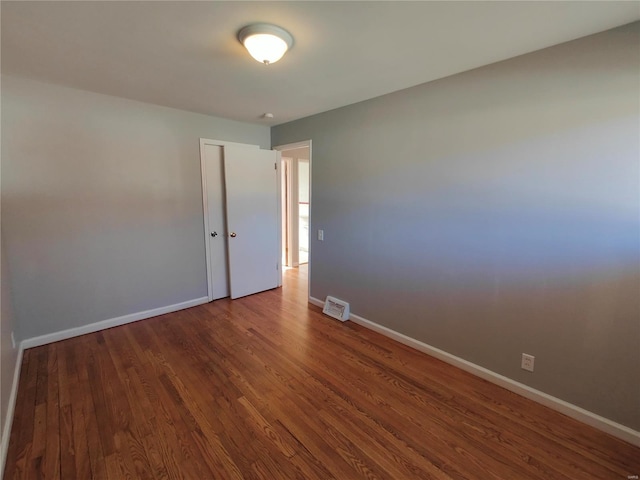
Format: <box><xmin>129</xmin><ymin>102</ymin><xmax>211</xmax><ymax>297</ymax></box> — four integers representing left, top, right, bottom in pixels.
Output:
<box><xmin>230</xmin><ymin>232</ymin><xmax>237</xmax><ymax>238</ymax></box>
<box><xmin>211</xmin><ymin>231</ymin><xmax>218</xmax><ymax>237</ymax></box>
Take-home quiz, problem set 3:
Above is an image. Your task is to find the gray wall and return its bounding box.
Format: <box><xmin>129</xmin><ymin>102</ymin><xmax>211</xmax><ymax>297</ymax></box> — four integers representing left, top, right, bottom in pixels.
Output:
<box><xmin>272</xmin><ymin>23</ymin><xmax>640</xmax><ymax>430</ymax></box>
<box><xmin>1</xmin><ymin>76</ymin><xmax>270</xmax><ymax>340</ymax></box>
<box><xmin>1</xmin><ymin>235</ymin><xmax>19</xmax><ymax>452</ymax></box>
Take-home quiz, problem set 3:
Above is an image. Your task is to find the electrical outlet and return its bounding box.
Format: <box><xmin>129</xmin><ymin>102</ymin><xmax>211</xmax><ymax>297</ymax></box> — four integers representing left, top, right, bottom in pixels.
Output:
<box><xmin>318</xmin><ymin>229</ymin><xmax>324</xmax><ymax>241</ymax></box>
<box><xmin>521</xmin><ymin>353</ymin><xmax>535</xmax><ymax>372</ymax></box>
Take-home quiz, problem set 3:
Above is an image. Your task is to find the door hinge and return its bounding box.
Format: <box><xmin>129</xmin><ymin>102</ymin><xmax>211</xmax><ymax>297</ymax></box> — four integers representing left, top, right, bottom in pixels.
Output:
<box><xmin>275</xmin><ymin>162</ymin><xmax>277</xmax><ymax>170</ymax></box>
<box><xmin>276</xmin><ymin>263</ymin><xmax>279</xmax><ymax>270</ymax></box>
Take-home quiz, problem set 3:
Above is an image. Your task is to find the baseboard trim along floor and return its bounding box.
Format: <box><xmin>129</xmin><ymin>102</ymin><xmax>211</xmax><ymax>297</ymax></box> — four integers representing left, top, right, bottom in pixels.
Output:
<box><xmin>21</xmin><ymin>297</ymin><xmax>210</xmax><ymax>350</ymax></box>
<box><xmin>0</xmin><ymin>344</ymin><xmax>24</xmax><ymax>477</ymax></box>
<box><xmin>309</xmin><ymin>296</ymin><xmax>640</xmax><ymax>447</ymax></box>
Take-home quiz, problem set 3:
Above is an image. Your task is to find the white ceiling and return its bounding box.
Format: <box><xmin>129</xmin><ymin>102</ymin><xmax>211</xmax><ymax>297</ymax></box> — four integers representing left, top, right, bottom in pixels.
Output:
<box><xmin>2</xmin><ymin>1</ymin><xmax>639</xmax><ymax>126</ymax></box>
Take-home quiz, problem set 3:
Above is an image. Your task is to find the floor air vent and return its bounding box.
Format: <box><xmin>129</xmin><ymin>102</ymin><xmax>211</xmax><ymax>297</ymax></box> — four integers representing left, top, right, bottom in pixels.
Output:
<box><xmin>322</xmin><ymin>296</ymin><xmax>350</xmax><ymax>322</ymax></box>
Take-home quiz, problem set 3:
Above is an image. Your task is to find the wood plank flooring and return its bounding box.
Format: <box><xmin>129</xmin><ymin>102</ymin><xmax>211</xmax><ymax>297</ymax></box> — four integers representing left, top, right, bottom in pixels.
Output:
<box><xmin>4</xmin><ymin>265</ymin><xmax>640</xmax><ymax>479</ymax></box>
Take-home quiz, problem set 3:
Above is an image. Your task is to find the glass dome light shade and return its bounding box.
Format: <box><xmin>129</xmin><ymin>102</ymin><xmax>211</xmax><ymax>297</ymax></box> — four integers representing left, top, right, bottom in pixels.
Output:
<box><xmin>238</xmin><ymin>24</ymin><xmax>293</xmax><ymax>65</ymax></box>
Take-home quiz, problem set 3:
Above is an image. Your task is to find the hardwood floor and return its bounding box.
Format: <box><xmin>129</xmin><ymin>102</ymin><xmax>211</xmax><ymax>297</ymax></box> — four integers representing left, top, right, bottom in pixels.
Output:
<box><xmin>4</xmin><ymin>265</ymin><xmax>639</xmax><ymax>479</ymax></box>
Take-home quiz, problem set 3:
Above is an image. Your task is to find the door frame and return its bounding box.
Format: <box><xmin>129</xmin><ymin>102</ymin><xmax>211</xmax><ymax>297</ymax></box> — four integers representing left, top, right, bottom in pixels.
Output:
<box><xmin>200</xmin><ymin>138</ymin><xmax>259</xmax><ymax>302</ymax></box>
<box><xmin>280</xmin><ymin>155</ymin><xmax>299</xmax><ymax>268</ymax></box>
<box><xmin>273</xmin><ymin>140</ymin><xmax>312</xmax><ymax>300</ymax></box>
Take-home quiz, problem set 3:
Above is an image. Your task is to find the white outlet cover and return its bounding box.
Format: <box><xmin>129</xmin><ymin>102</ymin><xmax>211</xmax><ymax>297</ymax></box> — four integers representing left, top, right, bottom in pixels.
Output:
<box><xmin>521</xmin><ymin>353</ymin><xmax>535</xmax><ymax>372</ymax></box>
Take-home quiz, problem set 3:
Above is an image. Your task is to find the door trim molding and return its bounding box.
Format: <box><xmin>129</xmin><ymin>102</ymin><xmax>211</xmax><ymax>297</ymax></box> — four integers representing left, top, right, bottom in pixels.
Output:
<box><xmin>273</xmin><ymin>140</ymin><xmax>312</xmax><ymax>151</ymax></box>
<box><xmin>200</xmin><ymin>138</ymin><xmax>259</xmax><ymax>301</ymax></box>
<box><xmin>280</xmin><ymin>155</ymin><xmax>299</xmax><ymax>268</ymax></box>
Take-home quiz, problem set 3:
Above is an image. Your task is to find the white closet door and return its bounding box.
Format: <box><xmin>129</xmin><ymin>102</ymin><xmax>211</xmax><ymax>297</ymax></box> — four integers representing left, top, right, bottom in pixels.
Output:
<box><xmin>224</xmin><ymin>146</ymin><xmax>279</xmax><ymax>299</ymax></box>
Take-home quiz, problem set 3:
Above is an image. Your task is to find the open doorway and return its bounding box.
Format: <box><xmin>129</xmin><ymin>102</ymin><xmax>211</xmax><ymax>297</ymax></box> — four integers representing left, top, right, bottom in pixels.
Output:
<box><xmin>274</xmin><ymin>141</ymin><xmax>311</xmax><ymax>296</ymax></box>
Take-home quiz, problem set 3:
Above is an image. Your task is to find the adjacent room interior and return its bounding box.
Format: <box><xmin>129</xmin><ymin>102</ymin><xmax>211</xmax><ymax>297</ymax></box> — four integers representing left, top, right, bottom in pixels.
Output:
<box><xmin>277</xmin><ymin>143</ymin><xmax>311</xmax><ymax>269</ymax></box>
<box><xmin>1</xmin><ymin>2</ymin><xmax>639</xmax><ymax>479</ymax></box>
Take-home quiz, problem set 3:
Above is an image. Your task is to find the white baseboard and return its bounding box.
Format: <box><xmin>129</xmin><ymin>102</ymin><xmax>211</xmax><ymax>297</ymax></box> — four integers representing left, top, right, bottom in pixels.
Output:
<box><xmin>21</xmin><ymin>297</ymin><xmax>209</xmax><ymax>350</ymax></box>
<box><xmin>0</xmin><ymin>343</ymin><xmax>24</xmax><ymax>479</ymax></box>
<box><xmin>1</xmin><ymin>296</ymin><xmax>209</xmax><ymax>477</ymax></box>
<box><xmin>308</xmin><ymin>297</ymin><xmax>324</xmax><ymax>309</ymax></box>
<box><xmin>309</xmin><ymin>296</ymin><xmax>640</xmax><ymax>447</ymax></box>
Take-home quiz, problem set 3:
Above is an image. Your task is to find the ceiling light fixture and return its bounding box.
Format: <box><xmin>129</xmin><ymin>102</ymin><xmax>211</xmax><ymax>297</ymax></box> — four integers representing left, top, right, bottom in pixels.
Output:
<box><xmin>238</xmin><ymin>24</ymin><xmax>293</xmax><ymax>65</ymax></box>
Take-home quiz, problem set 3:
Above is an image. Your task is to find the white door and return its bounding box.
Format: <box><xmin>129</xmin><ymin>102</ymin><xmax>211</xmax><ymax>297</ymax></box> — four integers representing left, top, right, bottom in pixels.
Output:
<box><xmin>224</xmin><ymin>146</ymin><xmax>280</xmax><ymax>299</ymax></box>
<box><xmin>202</xmin><ymin>144</ymin><xmax>230</xmax><ymax>300</ymax></box>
